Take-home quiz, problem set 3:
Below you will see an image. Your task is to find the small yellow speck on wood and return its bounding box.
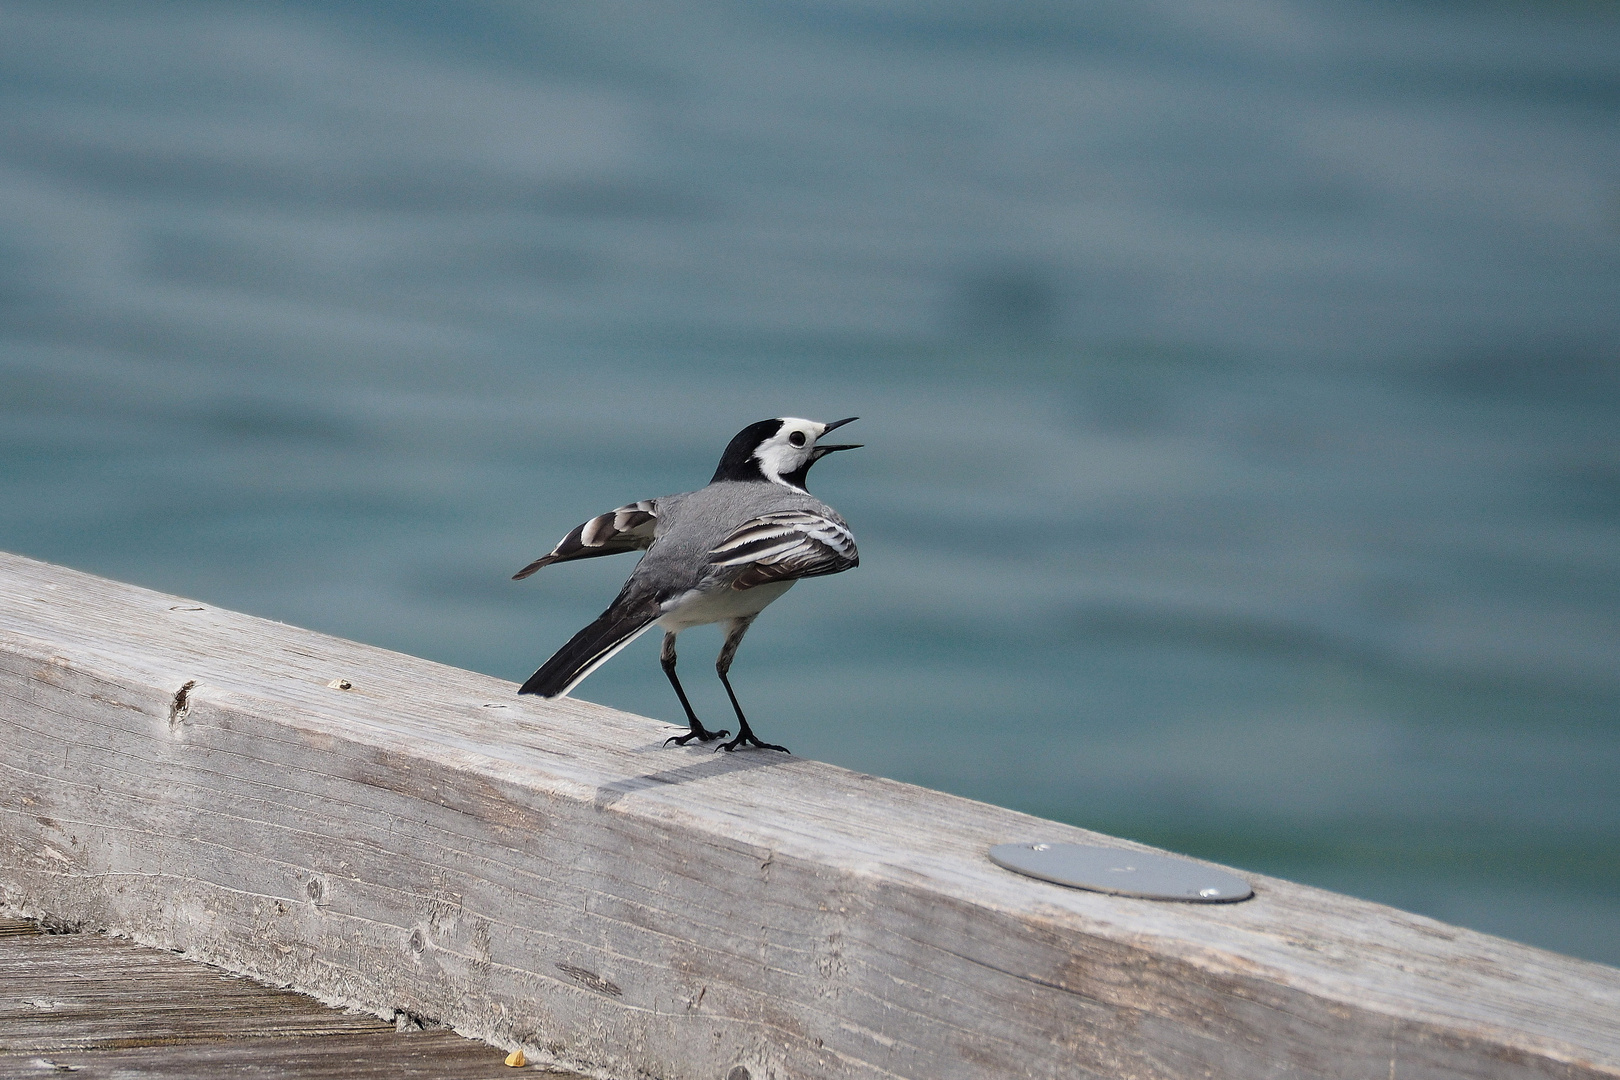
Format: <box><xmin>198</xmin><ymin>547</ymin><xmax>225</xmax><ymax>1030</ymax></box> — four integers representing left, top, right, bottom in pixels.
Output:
<box><xmin>504</xmin><ymin>1048</ymin><xmax>527</xmax><ymax>1067</ymax></box>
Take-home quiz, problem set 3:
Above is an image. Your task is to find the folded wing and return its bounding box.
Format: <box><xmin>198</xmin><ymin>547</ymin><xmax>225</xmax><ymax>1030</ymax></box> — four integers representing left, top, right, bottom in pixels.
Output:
<box><xmin>709</xmin><ymin>510</ymin><xmax>859</xmax><ymax>590</ymax></box>
<box><xmin>512</xmin><ymin>501</ymin><xmax>658</xmax><ymax>580</ymax></box>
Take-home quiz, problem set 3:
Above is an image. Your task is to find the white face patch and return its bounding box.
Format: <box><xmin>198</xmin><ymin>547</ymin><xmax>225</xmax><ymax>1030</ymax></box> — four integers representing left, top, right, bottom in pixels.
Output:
<box><xmin>752</xmin><ymin>417</ymin><xmax>824</xmax><ymax>489</ymax></box>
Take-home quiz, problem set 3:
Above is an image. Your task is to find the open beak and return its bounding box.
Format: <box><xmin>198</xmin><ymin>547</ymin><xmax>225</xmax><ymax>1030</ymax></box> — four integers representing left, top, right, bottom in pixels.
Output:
<box><xmin>813</xmin><ymin>442</ymin><xmax>862</xmax><ymax>457</ymax></box>
<box><xmin>813</xmin><ymin>416</ymin><xmax>861</xmax><ymax>457</ymax></box>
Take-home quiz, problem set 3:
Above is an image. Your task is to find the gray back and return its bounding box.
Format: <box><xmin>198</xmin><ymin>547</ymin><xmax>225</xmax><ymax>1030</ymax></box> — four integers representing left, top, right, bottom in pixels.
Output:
<box><xmin>628</xmin><ymin>481</ymin><xmax>847</xmax><ymax>599</ymax></box>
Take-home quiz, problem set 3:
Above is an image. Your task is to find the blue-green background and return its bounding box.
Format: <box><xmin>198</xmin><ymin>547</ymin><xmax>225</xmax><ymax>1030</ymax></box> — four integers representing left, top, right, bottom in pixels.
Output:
<box><xmin>2</xmin><ymin>1</ymin><xmax>1617</xmax><ymax>964</ymax></box>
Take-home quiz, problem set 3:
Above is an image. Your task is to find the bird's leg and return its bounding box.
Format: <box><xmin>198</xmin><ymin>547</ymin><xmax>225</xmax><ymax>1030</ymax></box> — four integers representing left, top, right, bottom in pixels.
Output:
<box><xmin>714</xmin><ymin>617</ymin><xmax>788</xmax><ymax>753</ymax></box>
<box><xmin>661</xmin><ymin>631</ymin><xmax>728</xmax><ymax>745</ymax></box>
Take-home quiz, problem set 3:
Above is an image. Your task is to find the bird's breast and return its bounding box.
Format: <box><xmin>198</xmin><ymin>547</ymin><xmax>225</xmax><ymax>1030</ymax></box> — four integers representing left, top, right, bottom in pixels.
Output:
<box><xmin>656</xmin><ymin>579</ymin><xmax>796</xmax><ymax>631</ymax></box>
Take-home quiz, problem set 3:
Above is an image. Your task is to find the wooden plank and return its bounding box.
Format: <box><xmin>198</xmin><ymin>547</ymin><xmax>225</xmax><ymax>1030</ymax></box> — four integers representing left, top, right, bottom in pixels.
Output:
<box><xmin>2</xmin><ymin>1032</ymin><xmax>561</xmax><ymax>1079</ymax></box>
<box><xmin>0</xmin><ymin>927</ymin><xmax>390</xmax><ymax>1049</ymax></box>
<box><xmin>2</xmin><ymin>1034</ymin><xmax>559</xmax><ymax>1080</ymax></box>
<box><xmin>0</xmin><ymin>549</ymin><xmax>1616</xmax><ymax>1080</ymax></box>
<box><xmin>0</xmin><ymin>920</ymin><xmax>580</xmax><ymax>1077</ymax></box>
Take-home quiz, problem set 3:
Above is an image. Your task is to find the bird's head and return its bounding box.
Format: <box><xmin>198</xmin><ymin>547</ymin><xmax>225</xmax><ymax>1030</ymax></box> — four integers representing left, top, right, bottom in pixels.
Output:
<box><xmin>711</xmin><ymin>417</ymin><xmax>860</xmax><ymax>490</ymax></box>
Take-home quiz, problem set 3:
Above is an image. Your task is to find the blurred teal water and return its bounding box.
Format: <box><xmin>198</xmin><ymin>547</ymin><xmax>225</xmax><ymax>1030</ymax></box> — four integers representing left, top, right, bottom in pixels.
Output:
<box><xmin>1</xmin><ymin>1</ymin><xmax>1617</xmax><ymax>964</ymax></box>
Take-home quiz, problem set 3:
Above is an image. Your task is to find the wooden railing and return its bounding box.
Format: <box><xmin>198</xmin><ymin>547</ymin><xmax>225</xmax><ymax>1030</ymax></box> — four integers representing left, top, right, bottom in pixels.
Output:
<box><xmin>1</xmin><ymin>550</ymin><xmax>1615</xmax><ymax>1079</ymax></box>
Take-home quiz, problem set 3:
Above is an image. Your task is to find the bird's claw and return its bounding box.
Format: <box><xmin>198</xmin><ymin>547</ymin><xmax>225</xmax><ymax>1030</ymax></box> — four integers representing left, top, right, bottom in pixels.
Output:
<box><xmin>664</xmin><ymin>727</ymin><xmax>730</xmax><ymax>747</ymax></box>
<box><xmin>717</xmin><ymin>735</ymin><xmax>790</xmax><ymax>753</ymax></box>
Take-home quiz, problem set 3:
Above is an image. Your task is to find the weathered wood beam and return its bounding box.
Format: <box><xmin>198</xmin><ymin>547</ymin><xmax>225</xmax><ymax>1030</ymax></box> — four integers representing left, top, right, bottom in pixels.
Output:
<box><xmin>0</xmin><ymin>550</ymin><xmax>1616</xmax><ymax>1080</ymax></box>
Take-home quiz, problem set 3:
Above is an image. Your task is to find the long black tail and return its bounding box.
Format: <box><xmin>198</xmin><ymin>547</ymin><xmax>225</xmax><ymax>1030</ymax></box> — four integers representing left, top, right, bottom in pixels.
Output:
<box><xmin>519</xmin><ymin>595</ymin><xmax>661</xmax><ymax>698</ymax></box>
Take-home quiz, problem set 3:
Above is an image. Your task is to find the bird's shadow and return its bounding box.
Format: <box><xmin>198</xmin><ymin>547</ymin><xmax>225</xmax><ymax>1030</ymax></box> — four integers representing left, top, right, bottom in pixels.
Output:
<box><xmin>594</xmin><ymin>744</ymin><xmax>790</xmax><ymax>810</ymax></box>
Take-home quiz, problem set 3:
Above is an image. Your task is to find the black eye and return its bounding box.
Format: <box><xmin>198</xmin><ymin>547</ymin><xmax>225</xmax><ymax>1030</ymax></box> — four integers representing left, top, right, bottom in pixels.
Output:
<box><xmin>788</xmin><ymin>430</ymin><xmax>807</xmax><ymax>447</ymax></box>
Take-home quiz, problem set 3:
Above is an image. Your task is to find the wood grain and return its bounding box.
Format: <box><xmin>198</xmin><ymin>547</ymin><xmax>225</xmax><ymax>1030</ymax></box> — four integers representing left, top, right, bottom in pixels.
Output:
<box><xmin>1</xmin><ymin>1035</ymin><xmax>568</xmax><ymax>1080</ymax></box>
<box><xmin>0</xmin><ymin>918</ymin><xmax>584</xmax><ymax>1077</ymax></box>
<box><xmin>1</xmin><ymin>550</ymin><xmax>1617</xmax><ymax>1080</ymax></box>
<box><xmin>1</xmin><ymin>925</ymin><xmax>385</xmax><ymax>1050</ymax></box>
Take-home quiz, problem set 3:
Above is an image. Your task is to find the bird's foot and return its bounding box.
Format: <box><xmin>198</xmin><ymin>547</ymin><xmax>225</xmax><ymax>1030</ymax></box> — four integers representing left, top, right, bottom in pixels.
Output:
<box><xmin>664</xmin><ymin>725</ymin><xmax>730</xmax><ymax>747</ymax></box>
<box><xmin>717</xmin><ymin>732</ymin><xmax>790</xmax><ymax>753</ymax></box>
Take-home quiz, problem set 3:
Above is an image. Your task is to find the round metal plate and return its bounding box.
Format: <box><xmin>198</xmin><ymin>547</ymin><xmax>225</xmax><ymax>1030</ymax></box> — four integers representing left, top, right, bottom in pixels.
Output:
<box><xmin>988</xmin><ymin>843</ymin><xmax>1254</xmax><ymax>903</ymax></box>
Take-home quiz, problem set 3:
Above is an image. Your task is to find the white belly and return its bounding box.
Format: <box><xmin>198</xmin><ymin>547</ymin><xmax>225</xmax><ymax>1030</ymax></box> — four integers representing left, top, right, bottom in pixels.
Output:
<box><xmin>657</xmin><ymin>580</ymin><xmax>795</xmax><ymax>631</ymax></box>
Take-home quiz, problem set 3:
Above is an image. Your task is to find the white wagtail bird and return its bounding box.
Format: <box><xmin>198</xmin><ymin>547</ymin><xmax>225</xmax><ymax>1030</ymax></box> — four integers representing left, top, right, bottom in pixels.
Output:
<box><xmin>514</xmin><ymin>417</ymin><xmax>861</xmax><ymax>752</ymax></box>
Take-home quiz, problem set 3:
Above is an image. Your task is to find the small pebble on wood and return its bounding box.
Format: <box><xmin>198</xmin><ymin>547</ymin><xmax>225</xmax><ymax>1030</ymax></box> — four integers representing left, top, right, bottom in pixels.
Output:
<box><xmin>504</xmin><ymin>1049</ymin><xmax>526</xmax><ymax>1067</ymax></box>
